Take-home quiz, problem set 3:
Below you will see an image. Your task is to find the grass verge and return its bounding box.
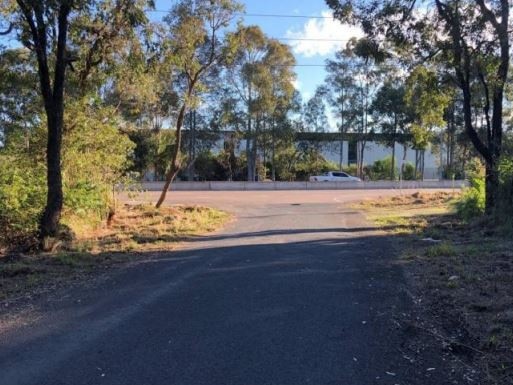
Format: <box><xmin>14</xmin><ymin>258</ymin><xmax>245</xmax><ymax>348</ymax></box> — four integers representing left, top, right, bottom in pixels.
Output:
<box><xmin>0</xmin><ymin>204</ymin><xmax>230</xmax><ymax>305</ymax></box>
<box><xmin>356</xmin><ymin>191</ymin><xmax>513</xmax><ymax>385</ymax></box>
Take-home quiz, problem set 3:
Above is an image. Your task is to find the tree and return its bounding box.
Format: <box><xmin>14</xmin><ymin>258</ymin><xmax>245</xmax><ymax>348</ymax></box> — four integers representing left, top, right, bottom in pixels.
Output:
<box><xmin>261</xmin><ymin>39</ymin><xmax>296</xmax><ymax>181</ymax></box>
<box><xmin>371</xmin><ymin>81</ymin><xmax>414</xmax><ymax>179</ymax></box>
<box><xmin>0</xmin><ymin>48</ymin><xmax>40</xmax><ymax>149</ymax></box>
<box><xmin>13</xmin><ymin>0</ymin><xmax>74</xmax><ymax>246</ymax></box>
<box><xmin>225</xmin><ymin>25</ymin><xmax>296</xmax><ymax>181</ymax></box>
<box><xmin>155</xmin><ymin>0</ymin><xmax>242</xmax><ymax>208</ymax></box>
<box><xmin>326</xmin><ymin>0</ymin><xmax>510</xmax><ymax>213</ymax></box>
<box><xmin>226</xmin><ymin>25</ymin><xmax>268</xmax><ymax>181</ymax></box>
<box><xmin>405</xmin><ymin>66</ymin><xmax>452</xmax><ymax>179</ymax></box>
<box><xmin>6</xmin><ymin>0</ymin><xmax>153</xmax><ymax>248</ymax></box>
<box><xmin>303</xmin><ymin>87</ymin><xmax>329</xmax><ymax>133</ymax></box>
<box><xmin>325</xmin><ymin>52</ymin><xmax>355</xmax><ymax>169</ymax></box>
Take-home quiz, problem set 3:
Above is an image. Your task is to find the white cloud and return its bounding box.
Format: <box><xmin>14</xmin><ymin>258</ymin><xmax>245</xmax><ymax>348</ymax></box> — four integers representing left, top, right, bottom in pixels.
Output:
<box><xmin>301</xmin><ymin>91</ymin><xmax>312</xmax><ymax>101</ymax></box>
<box><xmin>285</xmin><ymin>10</ymin><xmax>363</xmax><ymax>57</ymax></box>
<box><xmin>292</xmin><ymin>79</ymin><xmax>302</xmax><ymax>90</ymax></box>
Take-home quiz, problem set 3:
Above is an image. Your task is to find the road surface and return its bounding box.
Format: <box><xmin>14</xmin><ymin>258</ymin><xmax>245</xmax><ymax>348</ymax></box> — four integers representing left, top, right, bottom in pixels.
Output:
<box><xmin>0</xmin><ymin>190</ymin><xmax>455</xmax><ymax>385</ymax></box>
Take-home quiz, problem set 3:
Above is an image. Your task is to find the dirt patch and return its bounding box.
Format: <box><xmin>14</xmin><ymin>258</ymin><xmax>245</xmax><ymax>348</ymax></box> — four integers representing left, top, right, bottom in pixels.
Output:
<box><xmin>358</xmin><ymin>192</ymin><xmax>513</xmax><ymax>385</ymax></box>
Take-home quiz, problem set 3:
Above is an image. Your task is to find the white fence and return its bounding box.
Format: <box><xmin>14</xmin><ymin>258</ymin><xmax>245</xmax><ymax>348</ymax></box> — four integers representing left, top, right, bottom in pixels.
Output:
<box><xmin>140</xmin><ymin>180</ymin><xmax>468</xmax><ymax>192</ymax></box>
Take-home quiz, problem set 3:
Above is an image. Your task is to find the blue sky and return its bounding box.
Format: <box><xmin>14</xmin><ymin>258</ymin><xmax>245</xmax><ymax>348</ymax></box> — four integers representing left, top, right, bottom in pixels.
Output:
<box><xmin>152</xmin><ymin>0</ymin><xmax>363</xmax><ymax>128</ymax></box>
<box><xmin>0</xmin><ymin>0</ymin><xmax>362</xmax><ymax>130</ymax></box>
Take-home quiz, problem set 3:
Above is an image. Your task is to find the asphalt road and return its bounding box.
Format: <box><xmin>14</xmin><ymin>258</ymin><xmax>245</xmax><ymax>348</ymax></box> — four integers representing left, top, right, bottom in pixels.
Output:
<box><xmin>0</xmin><ymin>190</ymin><xmax>455</xmax><ymax>385</ymax></box>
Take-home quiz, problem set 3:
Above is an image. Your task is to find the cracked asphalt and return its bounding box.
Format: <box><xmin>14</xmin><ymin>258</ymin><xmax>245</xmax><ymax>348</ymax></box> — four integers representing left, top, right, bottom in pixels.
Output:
<box><xmin>0</xmin><ymin>190</ymin><xmax>456</xmax><ymax>385</ymax></box>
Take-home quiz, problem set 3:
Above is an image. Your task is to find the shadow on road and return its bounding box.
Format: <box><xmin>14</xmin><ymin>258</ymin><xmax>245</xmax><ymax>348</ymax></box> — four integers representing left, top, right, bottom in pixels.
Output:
<box><xmin>0</xmin><ymin>230</ymin><xmax>453</xmax><ymax>385</ymax></box>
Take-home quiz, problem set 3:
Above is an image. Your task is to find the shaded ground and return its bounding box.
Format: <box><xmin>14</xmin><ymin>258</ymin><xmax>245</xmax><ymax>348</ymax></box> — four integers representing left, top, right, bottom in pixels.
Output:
<box><xmin>357</xmin><ymin>192</ymin><xmax>513</xmax><ymax>385</ymax></box>
<box><xmin>0</xmin><ymin>189</ymin><xmax>466</xmax><ymax>385</ymax></box>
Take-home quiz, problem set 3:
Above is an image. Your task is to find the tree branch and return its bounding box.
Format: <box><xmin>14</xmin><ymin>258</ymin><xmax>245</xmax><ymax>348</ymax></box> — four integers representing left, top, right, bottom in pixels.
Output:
<box><xmin>475</xmin><ymin>0</ymin><xmax>500</xmax><ymax>30</ymax></box>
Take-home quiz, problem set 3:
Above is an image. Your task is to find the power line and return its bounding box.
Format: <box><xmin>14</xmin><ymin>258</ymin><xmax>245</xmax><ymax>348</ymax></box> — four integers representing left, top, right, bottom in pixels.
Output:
<box><xmin>145</xmin><ymin>10</ymin><xmax>359</xmax><ymax>42</ymax></box>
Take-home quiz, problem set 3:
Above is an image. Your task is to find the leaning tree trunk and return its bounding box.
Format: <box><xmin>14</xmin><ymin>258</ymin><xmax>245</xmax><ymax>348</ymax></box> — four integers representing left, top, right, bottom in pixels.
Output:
<box><xmin>155</xmin><ymin>103</ymin><xmax>187</xmax><ymax>208</ymax></box>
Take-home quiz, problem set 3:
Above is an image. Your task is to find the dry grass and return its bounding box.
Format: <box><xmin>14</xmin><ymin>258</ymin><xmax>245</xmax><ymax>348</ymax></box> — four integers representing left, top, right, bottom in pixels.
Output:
<box><xmin>358</xmin><ymin>191</ymin><xmax>513</xmax><ymax>384</ymax></box>
<box><xmin>0</xmin><ymin>204</ymin><xmax>230</xmax><ymax>304</ymax></box>
<box><xmin>66</xmin><ymin>204</ymin><xmax>230</xmax><ymax>253</ymax></box>
<box><xmin>354</xmin><ymin>191</ymin><xmax>460</xmax><ymax>235</ymax></box>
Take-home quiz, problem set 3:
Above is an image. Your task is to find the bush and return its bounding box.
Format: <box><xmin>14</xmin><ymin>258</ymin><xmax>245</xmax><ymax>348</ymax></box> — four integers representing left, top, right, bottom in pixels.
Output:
<box><xmin>498</xmin><ymin>157</ymin><xmax>513</xmax><ymax>214</ymax></box>
<box><xmin>454</xmin><ymin>176</ymin><xmax>485</xmax><ymax>220</ymax></box>
<box><xmin>368</xmin><ymin>156</ymin><xmax>397</xmax><ymax>180</ymax></box>
<box><xmin>0</xmin><ymin>158</ymin><xmax>46</xmax><ymax>247</ymax></box>
<box><xmin>191</xmin><ymin>151</ymin><xmax>230</xmax><ymax>181</ymax></box>
<box><xmin>341</xmin><ymin>164</ymin><xmax>358</xmax><ymax>176</ymax></box>
<box><xmin>402</xmin><ymin>162</ymin><xmax>416</xmax><ymax>180</ymax></box>
<box><xmin>0</xmin><ymin>99</ymin><xmax>136</xmax><ymax>250</ymax></box>
<box><xmin>61</xmin><ymin>100</ymin><xmax>135</xmax><ymax>225</ymax></box>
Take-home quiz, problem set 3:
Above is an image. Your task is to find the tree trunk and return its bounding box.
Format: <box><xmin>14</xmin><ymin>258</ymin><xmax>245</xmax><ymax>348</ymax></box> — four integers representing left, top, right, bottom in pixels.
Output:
<box><xmin>21</xmin><ymin>2</ymin><xmax>72</xmax><ymax>247</ymax></box>
<box><xmin>339</xmin><ymin>140</ymin><xmax>344</xmax><ymax>170</ymax></box>
<box><xmin>155</xmin><ymin>102</ymin><xmax>187</xmax><ymax>208</ymax></box>
<box><xmin>421</xmin><ymin>150</ymin><xmax>425</xmax><ymax>181</ymax></box>
<box><xmin>391</xmin><ymin>141</ymin><xmax>396</xmax><ymax>180</ymax></box>
<box><xmin>252</xmin><ymin>117</ymin><xmax>259</xmax><ymax>181</ymax></box>
<box><xmin>271</xmin><ymin>118</ymin><xmax>276</xmax><ymax>181</ymax></box>
<box><xmin>262</xmin><ymin>120</ymin><xmax>267</xmax><ymax>180</ymax></box>
<box><xmin>246</xmin><ymin>85</ymin><xmax>253</xmax><ymax>182</ymax></box>
<box><xmin>414</xmin><ymin>149</ymin><xmax>419</xmax><ymax>179</ymax></box>
<box><xmin>485</xmin><ymin>161</ymin><xmax>499</xmax><ymax>215</ymax></box>
<box><xmin>358</xmin><ymin>141</ymin><xmax>366</xmax><ymax>178</ymax></box>
<box><xmin>401</xmin><ymin>144</ymin><xmax>408</xmax><ymax>179</ymax></box>
<box><xmin>40</xmin><ymin>110</ymin><xmax>64</xmax><ymax>239</ymax></box>
<box><xmin>391</xmin><ymin>114</ymin><xmax>397</xmax><ymax>180</ymax></box>
<box><xmin>339</xmin><ymin>88</ymin><xmax>345</xmax><ymax>170</ymax></box>
<box><xmin>246</xmin><ymin>135</ymin><xmax>252</xmax><ymax>181</ymax></box>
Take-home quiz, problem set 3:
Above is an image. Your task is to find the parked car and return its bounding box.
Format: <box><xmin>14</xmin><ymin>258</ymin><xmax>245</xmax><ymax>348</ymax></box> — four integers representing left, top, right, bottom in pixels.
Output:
<box><xmin>309</xmin><ymin>171</ymin><xmax>362</xmax><ymax>182</ymax></box>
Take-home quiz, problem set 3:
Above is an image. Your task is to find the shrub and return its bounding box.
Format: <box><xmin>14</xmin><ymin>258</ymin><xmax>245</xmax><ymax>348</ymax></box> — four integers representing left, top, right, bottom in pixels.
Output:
<box><xmin>402</xmin><ymin>162</ymin><xmax>416</xmax><ymax>180</ymax></box>
<box><xmin>368</xmin><ymin>156</ymin><xmax>397</xmax><ymax>180</ymax></box>
<box><xmin>191</xmin><ymin>151</ymin><xmax>230</xmax><ymax>181</ymax></box>
<box><xmin>498</xmin><ymin>157</ymin><xmax>513</xmax><ymax>214</ymax></box>
<box><xmin>0</xmin><ymin>158</ymin><xmax>46</xmax><ymax>247</ymax></box>
<box><xmin>341</xmin><ymin>164</ymin><xmax>358</xmax><ymax>176</ymax></box>
<box><xmin>61</xmin><ymin>100</ymin><xmax>135</xmax><ymax>226</ymax></box>
<box><xmin>454</xmin><ymin>176</ymin><xmax>485</xmax><ymax>220</ymax></box>
<box><xmin>0</xmin><ymin>99</ymin><xmax>136</xmax><ymax>250</ymax></box>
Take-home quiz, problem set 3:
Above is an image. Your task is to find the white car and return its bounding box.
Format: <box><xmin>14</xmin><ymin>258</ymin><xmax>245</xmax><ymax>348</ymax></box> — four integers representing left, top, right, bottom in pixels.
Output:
<box><xmin>309</xmin><ymin>171</ymin><xmax>361</xmax><ymax>182</ymax></box>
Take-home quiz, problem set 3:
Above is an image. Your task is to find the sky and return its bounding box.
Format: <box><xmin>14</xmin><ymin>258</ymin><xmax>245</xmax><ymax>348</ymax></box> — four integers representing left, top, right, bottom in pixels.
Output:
<box><xmin>151</xmin><ymin>0</ymin><xmax>363</xmax><ymax>129</ymax></box>
<box><xmin>0</xmin><ymin>0</ymin><xmax>362</xmax><ymax>131</ymax></box>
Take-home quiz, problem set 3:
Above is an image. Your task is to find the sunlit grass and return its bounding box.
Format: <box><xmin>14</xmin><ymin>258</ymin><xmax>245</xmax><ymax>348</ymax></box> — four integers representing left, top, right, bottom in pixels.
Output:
<box><xmin>67</xmin><ymin>204</ymin><xmax>231</xmax><ymax>253</ymax></box>
<box><xmin>354</xmin><ymin>192</ymin><xmax>459</xmax><ymax>235</ymax></box>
